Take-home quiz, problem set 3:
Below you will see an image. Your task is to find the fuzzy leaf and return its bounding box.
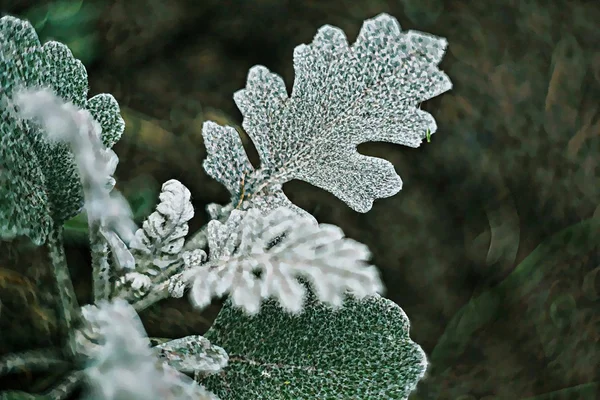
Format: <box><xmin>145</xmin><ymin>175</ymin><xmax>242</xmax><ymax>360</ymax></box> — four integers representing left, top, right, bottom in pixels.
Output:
<box><xmin>203</xmin><ymin>13</ymin><xmax>452</xmax><ymax>214</ymax></box>
<box><xmin>202</xmin><ymin>124</ymin><xmax>309</xmax><ymax>217</ymax></box>
<box><xmin>130</xmin><ymin>179</ymin><xmax>195</xmax><ymax>272</ymax></box>
<box><xmin>32</xmin><ymin>40</ymin><xmax>89</xmax><ymax>222</ymax></box>
<box><xmin>0</xmin><ymin>15</ymin><xmax>126</xmax><ymax>230</ymax></box>
<box><xmin>13</xmin><ymin>88</ymin><xmax>137</xmax><ymax>305</ymax></box>
<box><xmin>0</xmin><ymin>117</ymin><xmax>52</xmax><ymax>245</ymax></box>
<box><xmin>79</xmin><ymin>299</ymin><xmax>218</xmax><ymax>400</ymax></box>
<box><xmin>0</xmin><ymin>16</ymin><xmax>53</xmax><ymax>244</ymax></box>
<box><xmin>41</xmin><ymin>40</ymin><xmax>88</xmax><ymax>107</ymax></box>
<box><xmin>201</xmin><ymin>122</ymin><xmax>253</xmax><ymax>201</ymax></box>
<box><xmin>155</xmin><ymin>335</ymin><xmax>228</xmax><ymax>376</ymax></box>
<box><xmin>201</xmin><ymin>291</ymin><xmax>427</xmax><ymax>399</ymax></box>
<box><xmin>187</xmin><ymin>207</ymin><xmax>383</xmax><ymax>315</ymax></box>
<box><xmin>86</xmin><ymin>93</ymin><xmax>125</xmax><ymax>149</ymax></box>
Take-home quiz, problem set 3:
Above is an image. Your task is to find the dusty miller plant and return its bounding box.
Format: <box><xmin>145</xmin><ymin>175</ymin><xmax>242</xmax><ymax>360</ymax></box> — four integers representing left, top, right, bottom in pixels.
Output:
<box><xmin>0</xmin><ymin>12</ymin><xmax>452</xmax><ymax>400</ymax></box>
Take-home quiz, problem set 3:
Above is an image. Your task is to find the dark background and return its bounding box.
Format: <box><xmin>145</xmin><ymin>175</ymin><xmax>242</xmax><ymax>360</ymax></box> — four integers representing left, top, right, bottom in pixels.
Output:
<box><xmin>1</xmin><ymin>0</ymin><xmax>599</xmax><ymax>399</ymax></box>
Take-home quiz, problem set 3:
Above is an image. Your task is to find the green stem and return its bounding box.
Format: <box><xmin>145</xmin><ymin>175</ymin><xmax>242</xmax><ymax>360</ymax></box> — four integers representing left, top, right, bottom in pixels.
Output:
<box><xmin>46</xmin><ymin>224</ymin><xmax>80</xmax><ymax>353</ymax></box>
<box><xmin>44</xmin><ymin>370</ymin><xmax>84</xmax><ymax>400</ymax></box>
<box><xmin>0</xmin><ymin>348</ymin><xmax>66</xmax><ymax>376</ymax></box>
<box><xmin>88</xmin><ymin>220</ymin><xmax>111</xmax><ymax>302</ymax></box>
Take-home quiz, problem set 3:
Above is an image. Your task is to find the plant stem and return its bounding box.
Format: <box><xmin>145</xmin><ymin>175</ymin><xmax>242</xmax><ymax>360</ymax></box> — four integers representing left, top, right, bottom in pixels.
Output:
<box><xmin>88</xmin><ymin>220</ymin><xmax>111</xmax><ymax>302</ymax></box>
<box><xmin>46</xmin><ymin>224</ymin><xmax>80</xmax><ymax>354</ymax></box>
<box><xmin>0</xmin><ymin>348</ymin><xmax>66</xmax><ymax>376</ymax></box>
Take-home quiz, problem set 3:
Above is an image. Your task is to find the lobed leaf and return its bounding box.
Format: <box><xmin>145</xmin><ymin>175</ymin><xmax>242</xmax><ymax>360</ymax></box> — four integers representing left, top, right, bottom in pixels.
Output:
<box><xmin>41</xmin><ymin>40</ymin><xmax>88</xmax><ymax>107</ymax></box>
<box><xmin>0</xmin><ymin>16</ymin><xmax>52</xmax><ymax>244</ymax></box>
<box><xmin>203</xmin><ymin>13</ymin><xmax>452</xmax><ymax>215</ymax></box>
<box><xmin>201</xmin><ymin>290</ymin><xmax>427</xmax><ymax>399</ymax></box>
<box><xmin>0</xmin><ymin>15</ymin><xmax>127</xmax><ymax>232</ymax></box>
<box><xmin>33</xmin><ymin>40</ymin><xmax>89</xmax><ymax>222</ymax></box>
<box><xmin>86</xmin><ymin>93</ymin><xmax>125</xmax><ymax>149</ymax></box>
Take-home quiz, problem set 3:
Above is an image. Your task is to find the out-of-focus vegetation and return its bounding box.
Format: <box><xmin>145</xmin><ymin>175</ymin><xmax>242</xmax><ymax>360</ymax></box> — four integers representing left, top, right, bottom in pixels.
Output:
<box><xmin>21</xmin><ymin>0</ymin><xmax>102</xmax><ymax>65</ymax></box>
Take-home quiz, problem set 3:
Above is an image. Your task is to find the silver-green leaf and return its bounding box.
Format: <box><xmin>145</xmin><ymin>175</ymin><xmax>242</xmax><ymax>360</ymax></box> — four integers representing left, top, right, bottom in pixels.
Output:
<box><xmin>1</xmin><ymin>16</ymin><xmax>52</xmax><ymax>244</ymax></box>
<box><xmin>203</xmin><ymin>13</ymin><xmax>452</xmax><ymax>215</ymax></box>
<box><xmin>201</xmin><ymin>290</ymin><xmax>427</xmax><ymax>399</ymax></box>
<box><xmin>0</xmin><ymin>15</ymin><xmax>126</xmax><ymax>235</ymax></box>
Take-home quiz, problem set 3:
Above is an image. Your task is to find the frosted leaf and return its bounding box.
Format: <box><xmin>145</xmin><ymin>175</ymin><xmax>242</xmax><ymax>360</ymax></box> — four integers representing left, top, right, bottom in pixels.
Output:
<box><xmin>201</xmin><ymin>122</ymin><xmax>253</xmax><ymax>202</ymax></box>
<box><xmin>13</xmin><ymin>88</ymin><xmax>136</xmax><ymax>246</ymax></box>
<box><xmin>182</xmin><ymin>248</ymin><xmax>208</xmax><ymax>268</ymax></box>
<box><xmin>41</xmin><ymin>41</ymin><xmax>88</xmax><ymax>107</ymax></box>
<box><xmin>100</xmin><ymin>228</ymin><xmax>135</xmax><ymax>270</ymax></box>
<box><xmin>1</xmin><ymin>16</ymin><xmax>52</xmax><ymax>244</ymax></box>
<box><xmin>156</xmin><ymin>335</ymin><xmax>228</xmax><ymax>377</ymax></box>
<box><xmin>13</xmin><ymin>87</ymin><xmax>137</xmax><ymax>306</ymax></box>
<box><xmin>203</xmin><ymin>13</ymin><xmax>452</xmax><ymax>214</ymax></box>
<box><xmin>206</xmin><ymin>202</ymin><xmax>228</xmax><ymax>221</ymax></box>
<box><xmin>183</xmin><ymin>203</ymin><xmax>235</xmax><ymax>252</ymax></box>
<box><xmin>0</xmin><ymin>119</ymin><xmax>52</xmax><ymax>245</ymax></box>
<box><xmin>201</xmin><ymin>291</ymin><xmax>426</xmax><ymax>400</ymax></box>
<box><xmin>0</xmin><ymin>15</ymin><xmax>127</xmax><ymax>227</ymax></box>
<box><xmin>168</xmin><ymin>278</ymin><xmax>187</xmax><ymax>298</ymax></box>
<box><xmin>167</xmin><ymin>249</ymin><xmax>208</xmax><ymax>298</ymax></box>
<box><xmin>201</xmin><ymin>124</ymin><xmax>317</xmax><ymax>221</ymax></box>
<box><xmin>31</xmin><ymin>40</ymin><xmax>88</xmax><ymax>223</ymax></box>
<box><xmin>86</xmin><ymin>93</ymin><xmax>125</xmax><ymax>149</ymax></box>
<box><xmin>186</xmin><ymin>207</ymin><xmax>383</xmax><ymax>315</ymax></box>
<box><xmin>115</xmin><ymin>271</ymin><xmax>152</xmax><ymax>298</ymax></box>
<box><xmin>79</xmin><ymin>299</ymin><xmax>218</xmax><ymax>400</ymax></box>
<box><xmin>130</xmin><ymin>179</ymin><xmax>194</xmax><ymax>272</ymax></box>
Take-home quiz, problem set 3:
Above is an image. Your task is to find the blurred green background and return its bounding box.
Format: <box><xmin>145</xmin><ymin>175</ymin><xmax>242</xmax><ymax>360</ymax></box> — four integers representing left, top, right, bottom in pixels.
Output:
<box><xmin>1</xmin><ymin>0</ymin><xmax>598</xmax><ymax>399</ymax></box>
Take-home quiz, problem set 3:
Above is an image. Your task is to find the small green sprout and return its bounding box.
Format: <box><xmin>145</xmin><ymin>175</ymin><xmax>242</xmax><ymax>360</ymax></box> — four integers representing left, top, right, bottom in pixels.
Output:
<box><xmin>426</xmin><ymin>128</ymin><xmax>431</xmax><ymax>143</ymax></box>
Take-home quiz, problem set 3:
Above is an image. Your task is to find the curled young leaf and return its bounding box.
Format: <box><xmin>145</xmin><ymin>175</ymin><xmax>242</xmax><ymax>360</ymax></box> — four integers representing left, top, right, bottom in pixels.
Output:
<box><xmin>130</xmin><ymin>179</ymin><xmax>195</xmax><ymax>272</ymax></box>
